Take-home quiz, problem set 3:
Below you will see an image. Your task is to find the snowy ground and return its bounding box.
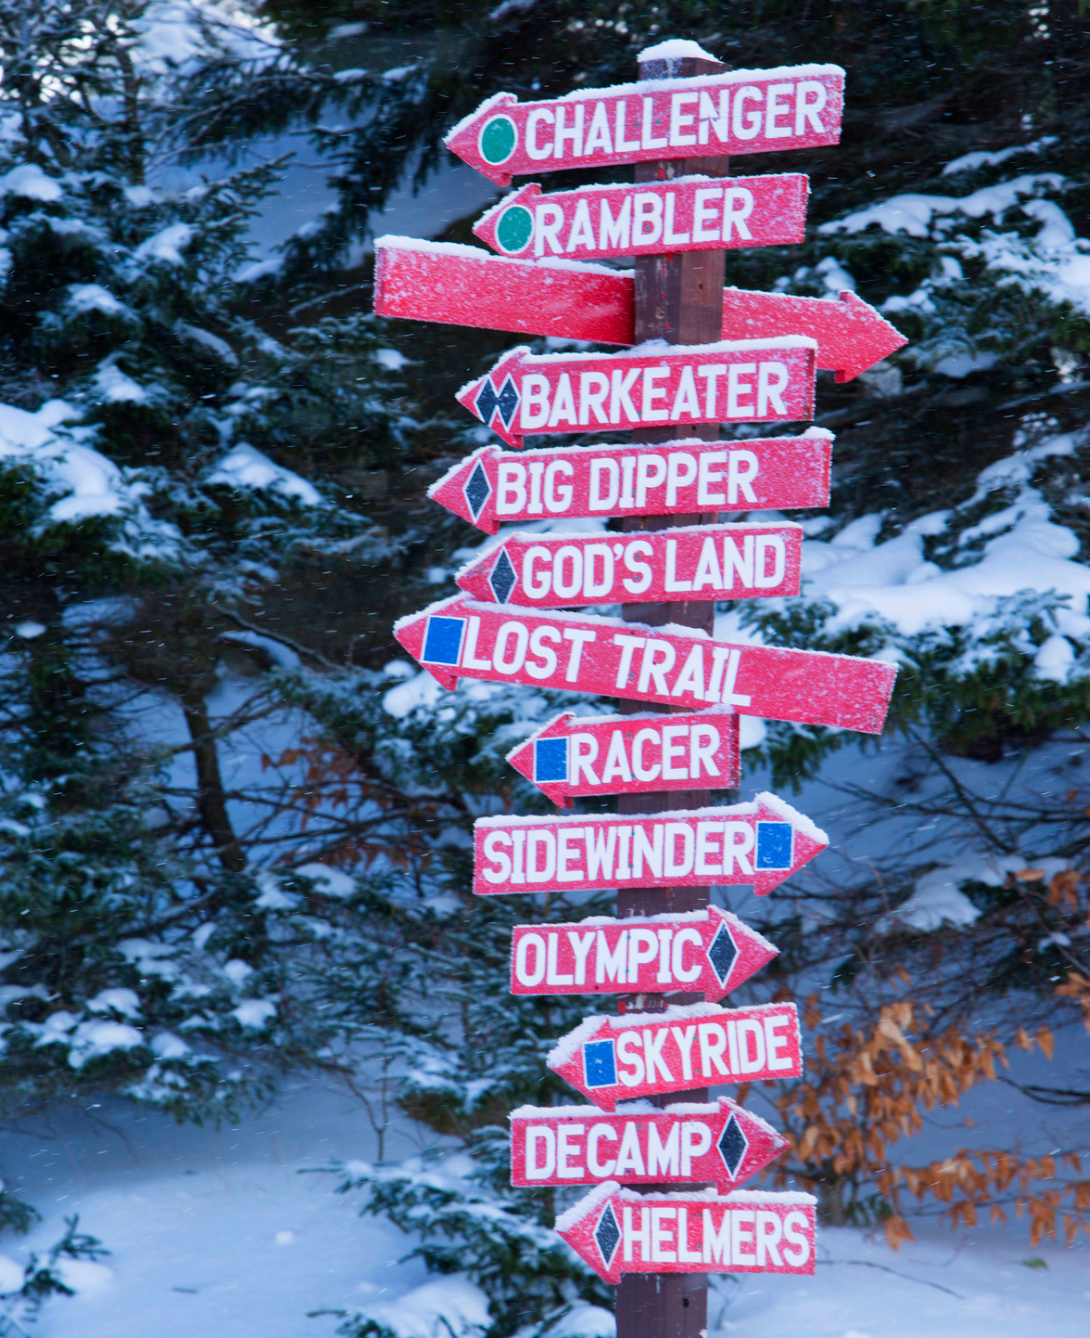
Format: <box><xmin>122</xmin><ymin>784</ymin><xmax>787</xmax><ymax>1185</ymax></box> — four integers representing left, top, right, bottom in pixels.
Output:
<box><xmin>1</xmin><ymin>1034</ymin><xmax>1085</xmax><ymax>1337</ymax></box>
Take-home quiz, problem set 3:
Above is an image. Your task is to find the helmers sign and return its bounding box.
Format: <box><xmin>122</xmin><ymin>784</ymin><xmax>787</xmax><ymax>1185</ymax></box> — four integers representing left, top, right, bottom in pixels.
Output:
<box><xmin>428</xmin><ymin>434</ymin><xmax>832</xmax><ymax>534</ymax></box>
<box><xmin>556</xmin><ymin>1183</ymin><xmax>817</xmax><ymax>1283</ymax></box>
<box><xmin>442</xmin><ymin>65</ymin><xmax>845</xmax><ymax>184</ymax></box>
<box><xmin>508</xmin><ymin>906</ymin><xmax>777</xmax><ymax>1001</ymax></box>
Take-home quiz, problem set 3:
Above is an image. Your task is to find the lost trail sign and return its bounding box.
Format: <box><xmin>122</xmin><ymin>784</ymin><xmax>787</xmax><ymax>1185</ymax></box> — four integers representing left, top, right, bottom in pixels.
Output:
<box><xmin>456</xmin><ymin>339</ymin><xmax>816</xmax><ymax>446</ymax></box>
<box><xmin>504</xmin><ymin>708</ymin><xmax>741</xmax><ymax>805</ymax></box>
<box><xmin>443</xmin><ymin>65</ymin><xmax>844</xmax><ymax>184</ymax></box>
<box><xmin>509</xmin><ymin>1095</ymin><xmax>789</xmax><ymax>1191</ymax></box>
<box><xmin>456</xmin><ymin>524</ymin><xmax>801</xmax><ymax>609</ymax></box>
<box><xmin>547</xmin><ymin>1001</ymin><xmax>803</xmax><ymax>1108</ymax></box>
<box><xmin>395</xmin><ymin>595</ymin><xmax>898</xmax><ymax>733</ymax></box>
<box><xmin>556</xmin><ymin>1183</ymin><xmax>816</xmax><ymax>1283</ymax></box>
<box><xmin>509</xmin><ymin>905</ymin><xmax>776</xmax><ymax>1001</ymax></box>
<box><xmin>473</xmin><ymin>173</ymin><xmax>808</xmax><ymax>260</ymax></box>
<box><xmin>429</xmin><ymin>434</ymin><xmax>832</xmax><ymax>534</ymax></box>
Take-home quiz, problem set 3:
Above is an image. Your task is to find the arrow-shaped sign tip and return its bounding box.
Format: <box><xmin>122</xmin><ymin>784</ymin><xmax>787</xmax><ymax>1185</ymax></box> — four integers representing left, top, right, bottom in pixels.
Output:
<box><xmin>444</xmin><ymin>92</ymin><xmax>521</xmax><ymax>185</ymax></box>
<box><xmin>833</xmin><ymin>290</ymin><xmax>907</xmax><ymax>383</ymax></box>
<box><xmin>473</xmin><ymin>183</ymin><xmax>542</xmax><ymax>256</ymax></box>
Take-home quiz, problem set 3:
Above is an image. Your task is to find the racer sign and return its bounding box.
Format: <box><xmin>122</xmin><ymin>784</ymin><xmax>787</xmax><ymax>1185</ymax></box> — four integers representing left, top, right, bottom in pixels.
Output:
<box><xmin>509</xmin><ymin>905</ymin><xmax>776</xmax><ymax>1001</ymax></box>
<box><xmin>429</xmin><ymin>433</ymin><xmax>832</xmax><ymax>534</ymax></box>
<box><xmin>456</xmin><ymin>339</ymin><xmax>816</xmax><ymax>446</ymax></box>
<box><xmin>456</xmin><ymin>524</ymin><xmax>802</xmax><ymax>609</ymax></box>
<box><xmin>556</xmin><ymin>1182</ymin><xmax>816</xmax><ymax>1283</ymax></box>
<box><xmin>394</xmin><ymin>595</ymin><xmax>899</xmax><ymax>734</ymax></box>
<box><xmin>509</xmin><ymin>1095</ymin><xmax>788</xmax><ymax>1191</ymax></box>
<box><xmin>473</xmin><ymin>797</ymin><xmax>827</xmax><ymax>898</ymax></box>
<box><xmin>547</xmin><ymin>1001</ymin><xmax>803</xmax><ymax>1109</ymax></box>
<box><xmin>443</xmin><ymin>65</ymin><xmax>844</xmax><ymax>184</ymax></box>
<box><xmin>473</xmin><ymin>173</ymin><xmax>808</xmax><ymax>261</ymax></box>
<box><xmin>505</xmin><ymin>709</ymin><xmax>741</xmax><ymax>806</ymax></box>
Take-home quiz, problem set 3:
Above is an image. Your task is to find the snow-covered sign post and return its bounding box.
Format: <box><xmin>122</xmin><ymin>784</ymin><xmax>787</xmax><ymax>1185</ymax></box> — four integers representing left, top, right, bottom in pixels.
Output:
<box><xmin>379</xmin><ymin>36</ymin><xmax>903</xmax><ymax>1338</ymax></box>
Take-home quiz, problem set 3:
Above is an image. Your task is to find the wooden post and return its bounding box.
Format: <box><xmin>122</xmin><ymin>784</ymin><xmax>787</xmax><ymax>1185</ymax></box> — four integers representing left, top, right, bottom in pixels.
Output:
<box><xmin>615</xmin><ymin>45</ymin><xmax>729</xmax><ymax>1338</ymax></box>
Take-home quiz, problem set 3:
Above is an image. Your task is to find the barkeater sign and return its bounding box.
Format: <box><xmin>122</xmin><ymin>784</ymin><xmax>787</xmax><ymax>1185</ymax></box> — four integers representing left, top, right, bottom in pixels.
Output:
<box><xmin>394</xmin><ymin>595</ymin><xmax>898</xmax><ymax>734</ymax></box>
<box><xmin>473</xmin><ymin>174</ymin><xmax>808</xmax><ymax>261</ymax></box>
<box><xmin>443</xmin><ymin>65</ymin><xmax>844</xmax><ymax>185</ymax></box>
<box><xmin>547</xmin><ymin>1001</ymin><xmax>802</xmax><ymax>1108</ymax></box>
<box><xmin>556</xmin><ymin>1183</ymin><xmax>816</xmax><ymax>1283</ymax></box>
<box><xmin>505</xmin><ymin>709</ymin><xmax>740</xmax><ymax>806</ymax></box>
<box><xmin>509</xmin><ymin>1095</ymin><xmax>788</xmax><ymax>1192</ymax></box>
<box><xmin>474</xmin><ymin>796</ymin><xmax>827</xmax><ymax>898</ymax></box>
<box><xmin>457</xmin><ymin>340</ymin><xmax>816</xmax><ymax>447</ymax></box>
<box><xmin>373</xmin><ymin>239</ymin><xmax>907</xmax><ymax>380</ymax></box>
<box><xmin>457</xmin><ymin>524</ymin><xmax>801</xmax><ymax>610</ymax></box>
<box><xmin>429</xmin><ymin>434</ymin><xmax>832</xmax><ymax>535</ymax></box>
<box><xmin>509</xmin><ymin>906</ymin><xmax>776</xmax><ymax>1001</ymax></box>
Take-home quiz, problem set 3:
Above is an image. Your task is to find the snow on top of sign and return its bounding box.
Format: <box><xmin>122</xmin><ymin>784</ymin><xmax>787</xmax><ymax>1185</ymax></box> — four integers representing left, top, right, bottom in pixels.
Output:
<box><xmin>758</xmin><ymin>790</ymin><xmax>829</xmax><ymax>846</ymax></box>
<box><xmin>501</xmin><ymin>335</ymin><xmax>817</xmax><ymax>364</ymax></box>
<box><xmin>637</xmin><ymin>39</ymin><xmax>720</xmax><ymax>64</ymax></box>
<box><xmin>509</xmin><ymin>1099</ymin><xmax>665</xmax><ymax>1120</ymax></box>
<box><xmin>512</xmin><ymin>907</ymin><xmax>778</xmax><ymax>954</ymax></box>
<box><xmin>475</xmin><ymin>796</ymin><xmax>779</xmax><ymax>831</ymax></box>
<box><xmin>444</xmin><ymin>65</ymin><xmax>845</xmax><ymax>141</ymax></box>
<box><xmin>397</xmin><ymin>592</ymin><xmax>713</xmax><ymax>641</ymax></box>
<box><xmin>554</xmin><ymin>1180</ymin><xmax>617</xmax><ymax>1232</ymax></box>
<box><xmin>547</xmin><ymin>1013</ymin><xmax>608</xmax><ymax>1068</ymax></box>
<box><xmin>608</xmin><ymin>1186</ymin><xmax>817</xmax><ymax>1206</ymax></box>
<box><xmin>375</xmin><ymin>235</ymin><xmax>622</xmax><ymax>281</ymax></box>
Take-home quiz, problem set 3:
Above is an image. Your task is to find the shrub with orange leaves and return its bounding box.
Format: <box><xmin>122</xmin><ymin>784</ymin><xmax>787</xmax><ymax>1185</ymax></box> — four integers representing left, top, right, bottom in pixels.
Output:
<box><xmin>771</xmin><ymin>995</ymin><xmax>1090</xmax><ymax>1247</ymax></box>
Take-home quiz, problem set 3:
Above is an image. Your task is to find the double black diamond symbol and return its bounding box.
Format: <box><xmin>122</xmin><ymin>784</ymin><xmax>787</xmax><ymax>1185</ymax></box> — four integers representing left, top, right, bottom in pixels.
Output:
<box><xmin>707</xmin><ymin>919</ymin><xmax>739</xmax><ymax>987</ymax></box>
<box><xmin>594</xmin><ymin>1202</ymin><xmax>621</xmax><ymax>1268</ymax></box>
<box><xmin>463</xmin><ymin>461</ymin><xmax>492</xmax><ymax>520</ymax></box>
<box><xmin>717</xmin><ymin>1113</ymin><xmax>749</xmax><ymax>1180</ymax></box>
<box><xmin>489</xmin><ymin>549</ymin><xmax>517</xmax><ymax>603</ymax></box>
<box><xmin>475</xmin><ymin>375</ymin><xmax>520</xmax><ymax>428</ymax></box>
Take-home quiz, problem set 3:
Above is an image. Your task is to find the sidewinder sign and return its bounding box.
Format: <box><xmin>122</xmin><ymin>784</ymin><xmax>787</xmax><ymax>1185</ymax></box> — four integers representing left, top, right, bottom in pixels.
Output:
<box><xmin>457</xmin><ymin>340</ymin><xmax>816</xmax><ymax>446</ymax></box>
<box><xmin>556</xmin><ymin>1182</ymin><xmax>816</xmax><ymax>1282</ymax></box>
<box><xmin>429</xmin><ymin>434</ymin><xmax>832</xmax><ymax>534</ymax></box>
<box><xmin>443</xmin><ymin>65</ymin><xmax>844</xmax><ymax>184</ymax></box>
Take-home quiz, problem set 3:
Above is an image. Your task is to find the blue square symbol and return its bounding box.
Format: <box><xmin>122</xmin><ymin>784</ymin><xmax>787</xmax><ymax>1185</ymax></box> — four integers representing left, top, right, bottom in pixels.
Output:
<box><xmin>534</xmin><ymin>737</ymin><xmax>568</xmax><ymax>783</ymax></box>
<box><xmin>583</xmin><ymin>1039</ymin><xmax>617</xmax><ymax>1089</ymax></box>
<box><xmin>422</xmin><ymin>617</ymin><xmax>465</xmax><ymax>666</ymax></box>
<box><xmin>755</xmin><ymin>821</ymin><xmax>793</xmax><ymax>870</ymax></box>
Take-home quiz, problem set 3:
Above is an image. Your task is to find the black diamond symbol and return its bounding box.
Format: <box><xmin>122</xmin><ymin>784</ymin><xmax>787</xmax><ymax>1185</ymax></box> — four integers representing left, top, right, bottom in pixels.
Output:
<box><xmin>718</xmin><ymin>1114</ymin><xmax>749</xmax><ymax>1180</ymax></box>
<box><xmin>475</xmin><ymin>376</ymin><xmax>520</xmax><ymax>428</ymax></box>
<box><xmin>594</xmin><ymin>1203</ymin><xmax>621</xmax><ymax>1268</ymax></box>
<box><xmin>463</xmin><ymin>462</ymin><xmax>492</xmax><ymax>520</ymax></box>
<box><xmin>707</xmin><ymin>920</ymin><xmax>739</xmax><ymax>986</ymax></box>
<box><xmin>489</xmin><ymin>549</ymin><xmax>517</xmax><ymax>603</ymax></box>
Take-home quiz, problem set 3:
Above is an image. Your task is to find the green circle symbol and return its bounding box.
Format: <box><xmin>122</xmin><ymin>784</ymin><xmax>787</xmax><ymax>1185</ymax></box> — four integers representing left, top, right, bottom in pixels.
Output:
<box><xmin>495</xmin><ymin>205</ymin><xmax>534</xmax><ymax>254</ymax></box>
<box><xmin>479</xmin><ymin>115</ymin><xmax>517</xmax><ymax>166</ymax></box>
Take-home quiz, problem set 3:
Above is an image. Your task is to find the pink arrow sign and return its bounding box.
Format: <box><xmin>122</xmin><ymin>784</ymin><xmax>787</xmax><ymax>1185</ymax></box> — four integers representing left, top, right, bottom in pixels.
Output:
<box><xmin>474</xmin><ymin>797</ymin><xmax>826</xmax><ymax>898</ymax></box>
<box><xmin>556</xmin><ymin>1182</ymin><xmax>816</xmax><ymax>1282</ymax></box>
<box><xmin>428</xmin><ymin>434</ymin><xmax>832</xmax><ymax>535</ymax></box>
<box><xmin>509</xmin><ymin>905</ymin><xmax>775</xmax><ymax>1000</ymax></box>
<box><xmin>547</xmin><ymin>1000</ymin><xmax>802</xmax><ymax>1110</ymax></box>
<box><xmin>510</xmin><ymin>1095</ymin><xmax>788</xmax><ymax>1192</ymax></box>
<box><xmin>393</xmin><ymin>596</ymin><xmax>898</xmax><ymax>734</ymax></box>
<box><xmin>443</xmin><ymin>66</ymin><xmax>844</xmax><ymax>185</ymax></box>
<box><xmin>456</xmin><ymin>340</ymin><xmax>815</xmax><ymax>447</ymax></box>
<box><xmin>505</xmin><ymin>709</ymin><xmax>741</xmax><ymax>808</ymax></box>
<box><xmin>374</xmin><ymin>239</ymin><xmax>906</xmax><ymax>381</ymax></box>
<box><xmin>473</xmin><ymin>174</ymin><xmax>808</xmax><ymax>261</ymax></box>
<box><xmin>457</xmin><ymin>523</ymin><xmax>801</xmax><ymax>611</ymax></box>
